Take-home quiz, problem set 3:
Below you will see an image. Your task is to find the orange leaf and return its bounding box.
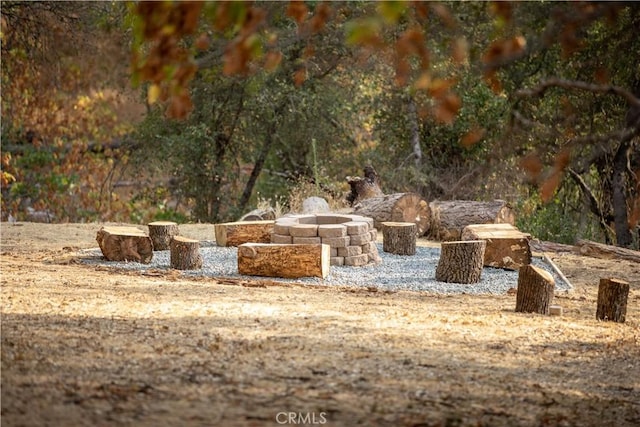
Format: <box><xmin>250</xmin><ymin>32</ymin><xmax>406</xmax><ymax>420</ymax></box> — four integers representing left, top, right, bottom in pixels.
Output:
<box><xmin>540</xmin><ymin>171</ymin><xmax>562</xmax><ymax>202</ymax></box>
<box><xmin>520</xmin><ymin>153</ymin><xmax>543</xmax><ymax>180</ymax></box>
<box><xmin>433</xmin><ymin>93</ymin><xmax>461</xmax><ymax>124</ymax></box>
<box><xmin>460</xmin><ymin>127</ymin><xmax>485</xmax><ymax>148</ymax></box>
<box><xmin>293</xmin><ymin>67</ymin><xmax>307</xmax><ymax>87</ymax></box>
<box><xmin>264</xmin><ymin>51</ymin><xmax>283</xmax><ymax>72</ymax></box>
<box><xmin>287</xmin><ymin>1</ymin><xmax>308</xmax><ymax>24</ymax></box>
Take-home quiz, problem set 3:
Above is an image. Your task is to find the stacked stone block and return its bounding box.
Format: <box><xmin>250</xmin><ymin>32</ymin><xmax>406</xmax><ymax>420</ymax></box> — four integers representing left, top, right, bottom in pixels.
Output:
<box><xmin>271</xmin><ymin>213</ymin><xmax>381</xmax><ymax>266</ymax></box>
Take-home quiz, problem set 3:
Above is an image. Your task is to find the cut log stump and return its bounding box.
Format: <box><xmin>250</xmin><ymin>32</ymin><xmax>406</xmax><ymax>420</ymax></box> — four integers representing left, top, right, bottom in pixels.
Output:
<box><xmin>352</xmin><ymin>193</ymin><xmax>430</xmax><ymax>236</ymax></box>
<box><xmin>461</xmin><ymin>223</ymin><xmax>531</xmax><ymax>270</ymax></box>
<box><xmin>596</xmin><ymin>278</ymin><xmax>629</xmax><ymax>323</ymax></box>
<box><xmin>170</xmin><ymin>236</ymin><xmax>203</xmax><ymax>270</ymax></box>
<box><xmin>148</xmin><ymin>221</ymin><xmax>180</xmax><ymax>251</ymax></box>
<box><xmin>428</xmin><ymin>199</ymin><xmax>515</xmax><ymax>241</ymax></box>
<box><xmin>238</xmin><ymin>243</ymin><xmax>330</xmax><ymax>279</ymax></box>
<box><xmin>515</xmin><ymin>265</ymin><xmax>555</xmax><ymax>314</ymax></box>
<box><xmin>435</xmin><ymin>240</ymin><xmax>486</xmax><ymax>284</ymax></box>
<box><xmin>214</xmin><ymin>220</ymin><xmax>274</xmax><ymax>247</ymax></box>
<box><xmin>382</xmin><ymin>222</ymin><xmax>417</xmax><ymax>255</ymax></box>
<box><xmin>96</xmin><ymin>226</ymin><xmax>153</xmax><ymax>264</ymax></box>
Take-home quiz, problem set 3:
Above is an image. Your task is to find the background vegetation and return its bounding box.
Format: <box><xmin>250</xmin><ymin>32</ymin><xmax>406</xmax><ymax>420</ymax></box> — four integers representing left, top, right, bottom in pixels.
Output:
<box><xmin>2</xmin><ymin>1</ymin><xmax>638</xmax><ymax>248</ymax></box>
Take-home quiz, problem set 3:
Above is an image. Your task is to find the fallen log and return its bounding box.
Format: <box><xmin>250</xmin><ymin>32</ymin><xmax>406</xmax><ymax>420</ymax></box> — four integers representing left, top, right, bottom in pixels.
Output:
<box><xmin>352</xmin><ymin>193</ymin><xmax>430</xmax><ymax>236</ymax></box>
<box><xmin>237</xmin><ymin>243</ymin><xmax>330</xmax><ymax>279</ymax></box>
<box><xmin>96</xmin><ymin>226</ymin><xmax>153</xmax><ymax>264</ymax></box>
<box><xmin>576</xmin><ymin>239</ymin><xmax>640</xmax><ymax>263</ymax></box>
<box><xmin>427</xmin><ymin>199</ymin><xmax>515</xmax><ymax>241</ymax></box>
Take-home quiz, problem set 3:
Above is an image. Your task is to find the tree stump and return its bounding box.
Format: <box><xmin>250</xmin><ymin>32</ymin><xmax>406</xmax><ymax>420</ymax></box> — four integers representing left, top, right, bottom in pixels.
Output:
<box><xmin>382</xmin><ymin>222</ymin><xmax>417</xmax><ymax>255</ymax></box>
<box><xmin>96</xmin><ymin>226</ymin><xmax>153</xmax><ymax>264</ymax></box>
<box><xmin>515</xmin><ymin>265</ymin><xmax>555</xmax><ymax>314</ymax></box>
<box><xmin>170</xmin><ymin>236</ymin><xmax>203</xmax><ymax>270</ymax></box>
<box><xmin>148</xmin><ymin>221</ymin><xmax>180</xmax><ymax>251</ymax></box>
<box><xmin>428</xmin><ymin>199</ymin><xmax>515</xmax><ymax>241</ymax></box>
<box><xmin>596</xmin><ymin>278</ymin><xmax>629</xmax><ymax>323</ymax></box>
<box><xmin>435</xmin><ymin>240</ymin><xmax>486</xmax><ymax>284</ymax></box>
<box><xmin>237</xmin><ymin>243</ymin><xmax>330</xmax><ymax>279</ymax></box>
<box><xmin>352</xmin><ymin>193</ymin><xmax>431</xmax><ymax>236</ymax></box>
<box><xmin>346</xmin><ymin>165</ymin><xmax>384</xmax><ymax>205</ymax></box>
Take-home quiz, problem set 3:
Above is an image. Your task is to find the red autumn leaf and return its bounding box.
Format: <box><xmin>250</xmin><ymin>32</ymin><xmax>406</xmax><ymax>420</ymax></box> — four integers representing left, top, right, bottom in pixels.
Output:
<box><xmin>520</xmin><ymin>153</ymin><xmax>543</xmax><ymax>180</ymax></box>
<box><xmin>286</xmin><ymin>1</ymin><xmax>308</xmax><ymax>24</ymax></box>
<box><xmin>540</xmin><ymin>171</ymin><xmax>563</xmax><ymax>202</ymax></box>
<box><xmin>433</xmin><ymin>93</ymin><xmax>461</xmax><ymax>124</ymax></box>
<box><xmin>460</xmin><ymin>126</ymin><xmax>486</xmax><ymax>148</ymax></box>
<box><xmin>293</xmin><ymin>67</ymin><xmax>307</xmax><ymax>87</ymax></box>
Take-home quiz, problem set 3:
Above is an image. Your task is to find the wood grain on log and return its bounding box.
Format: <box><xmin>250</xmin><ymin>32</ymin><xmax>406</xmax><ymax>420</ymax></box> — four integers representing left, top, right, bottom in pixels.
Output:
<box><xmin>577</xmin><ymin>239</ymin><xmax>640</xmax><ymax>263</ymax></box>
<box><xmin>515</xmin><ymin>265</ymin><xmax>555</xmax><ymax>314</ymax></box>
<box><xmin>428</xmin><ymin>200</ymin><xmax>515</xmax><ymax>241</ymax></box>
<box><xmin>237</xmin><ymin>243</ymin><xmax>330</xmax><ymax>279</ymax></box>
<box><xmin>170</xmin><ymin>236</ymin><xmax>203</xmax><ymax>270</ymax></box>
<box><xmin>352</xmin><ymin>193</ymin><xmax>430</xmax><ymax>236</ymax></box>
<box><xmin>435</xmin><ymin>240</ymin><xmax>486</xmax><ymax>284</ymax></box>
<box><xmin>382</xmin><ymin>222</ymin><xmax>417</xmax><ymax>255</ymax></box>
<box><xmin>214</xmin><ymin>220</ymin><xmax>274</xmax><ymax>247</ymax></box>
<box><xmin>596</xmin><ymin>278</ymin><xmax>629</xmax><ymax>323</ymax></box>
<box><xmin>96</xmin><ymin>226</ymin><xmax>153</xmax><ymax>264</ymax></box>
<box><xmin>461</xmin><ymin>223</ymin><xmax>531</xmax><ymax>270</ymax></box>
<box><xmin>148</xmin><ymin>221</ymin><xmax>180</xmax><ymax>251</ymax></box>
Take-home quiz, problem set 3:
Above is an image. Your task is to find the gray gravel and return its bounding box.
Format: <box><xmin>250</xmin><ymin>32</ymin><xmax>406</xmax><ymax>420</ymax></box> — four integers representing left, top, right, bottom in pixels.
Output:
<box><xmin>81</xmin><ymin>242</ymin><xmax>570</xmax><ymax>295</ymax></box>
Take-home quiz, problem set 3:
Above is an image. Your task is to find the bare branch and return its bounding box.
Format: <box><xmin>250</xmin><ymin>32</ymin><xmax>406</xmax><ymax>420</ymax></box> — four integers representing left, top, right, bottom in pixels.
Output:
<box><xmin>515</xmin><ymin>78</ymin><xmax>640</xmax><ymax>108</ymax></box>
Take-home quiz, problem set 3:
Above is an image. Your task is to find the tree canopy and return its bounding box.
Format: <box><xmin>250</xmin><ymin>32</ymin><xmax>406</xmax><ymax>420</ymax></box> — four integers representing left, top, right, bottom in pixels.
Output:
<box><xmin>2</xmin><ymin>1</ymin><xmax>638</xmax><ymax>248</ymax></box>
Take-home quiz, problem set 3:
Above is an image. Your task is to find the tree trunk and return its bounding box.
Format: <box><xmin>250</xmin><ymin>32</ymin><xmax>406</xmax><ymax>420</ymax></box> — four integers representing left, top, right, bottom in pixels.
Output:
<box><xmin>148</xmin><ymin>221</ymin><xmax>180</xmax><ymax>251</ymax></box>
<box><xmin>214</xmin><ymin>220</ymin><xmax>274</xmax><ymax>247</ymax></box>
<box><xmin>576</xmin><ymin>239</ymin><xmax>640</xmax><ymax>263</ymax></box>
<box><xmin>461</xmin><ymin>223</ymin><xmax>531</xmax><ymax>270</ymax></box>
<box><xmin>170</xmin><ymin>236</ymin><xmax>203</xmax><ymax>270</ymax></box>
<box><xmin>612</xmin><ymin>140</ymin><xmax>633</xmax><ymax>247</ymax></box>
<box><xmin>428</xmin><ymin>199</ymin><xmax>515</xmax><ymax>241</ymax></box>
<box><xmin>346</xmin><ymin>166</ymin><xmax>384</xmax><ymax>205</ymax></box>
<box><xmin>352</xmin><ymin>193</ymin><xmax>430</xmax><ymax>236</ymax></box>
<box><xmin>596</xmin><ymin>278</ymin><xmax>629</xmax><ymax>323</ymax></box>
<box><xmin>515</xmin><ymin>265</ymin><xmax>555</xmax><ymax>314</ymax></box>
<box><xmin>96</xmin><ymin>226</ymin><xmax>153</xmax><ymax>264</ymax></box>
<box><xmin>435</xmin><ymin>240</ymin><xmax>486</xmax><ymax>284</ymax></box>
<box><xmin>237</xmin><ymin>243</ymin><xmax>330</xmax><ymax>279</ymax></box>
<box><xmin>382</xmin><ymin>222</ymin><xmax>417</xmax><ymax>255</ymax></box>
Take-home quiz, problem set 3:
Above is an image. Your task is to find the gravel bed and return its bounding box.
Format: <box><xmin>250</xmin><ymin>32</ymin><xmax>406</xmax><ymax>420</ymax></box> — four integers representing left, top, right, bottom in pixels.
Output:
<box><xmin>81</xmin><ymin>242</ymin><xmax>570</xmax><ymax>295</ymax></box>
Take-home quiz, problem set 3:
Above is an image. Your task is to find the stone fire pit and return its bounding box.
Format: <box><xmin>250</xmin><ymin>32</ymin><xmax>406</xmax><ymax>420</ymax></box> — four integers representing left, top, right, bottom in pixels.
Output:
<box><xmin>271</xmin><ymin>213</ymin><xmax>381</xmax><ymax>266</ymax></box>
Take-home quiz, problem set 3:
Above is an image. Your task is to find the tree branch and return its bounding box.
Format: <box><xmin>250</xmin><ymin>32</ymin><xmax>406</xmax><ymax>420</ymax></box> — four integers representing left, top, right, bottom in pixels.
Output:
<box><xmin>515</xmin><ymin>78</ymin><xmax>640</xmax><ymax>108</ymax></box>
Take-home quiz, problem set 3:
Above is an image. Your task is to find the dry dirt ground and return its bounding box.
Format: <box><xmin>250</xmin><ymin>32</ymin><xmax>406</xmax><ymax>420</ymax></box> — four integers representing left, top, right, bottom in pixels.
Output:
<box><xmin>1</xmin><ymin>222</ymin><xmax>639</xmax><ymax>427</ymax></box>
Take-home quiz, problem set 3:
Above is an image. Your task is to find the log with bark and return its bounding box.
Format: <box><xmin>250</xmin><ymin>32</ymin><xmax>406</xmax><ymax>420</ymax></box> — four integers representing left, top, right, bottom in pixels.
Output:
<box><xmin>96</xmin><ymin>226</ymin><xmax>153</xmax><ymax>264</ymax></box>
<box><xmin>427</xmin><ymin>199</ymin><xmax>515</xmax><ymax>241</ymax></box>
<box><xmin>435</xmin><ymin>240</ymin><xmax>486</xmax><ymax>284</ymax></box>
<box><xmin>148</xmin><ymin>221</ymin><xmax>180</xmax><ymax>251</ymax></box>
<box><xmin>576</xmin><ymin>239</ymin><xmax>640</xmax><ymax>263</ymax></box>
<box><xmin>352</xmin><ymin>193</ymin><xmax>430</xmax><ymax>236</ymax></box>
<box><xmin>237</xmin><ymin>243</ymin><xmax>330</xmax><ymax>279</ymax></box>
<box><xmin>381</xmin><ymin>222</ymin><xmax>417</xmax><ymax>255</ymax></box>
<box><xmin>170</xmin><ymin>236</ymin><xmax>203</xmax><ymax>270</ymax></box>
<box><xmin>596</xmin><ymin>278</ymin><xmax>629</xmax><ymax>323</ymax></box>
<box><xmin>515</xmin><ymin>265</ymin><xmax>555</xmax><ymax>314</ymax></box>
<box><xmin>214</xmin><ymin>220</ymin><xmax>275</xmax><ymax>247</ymax></box>
<box><xmin>461</xmin><ymin>223</ymin><xmax>531</xmax><ymax>270</ymax></box>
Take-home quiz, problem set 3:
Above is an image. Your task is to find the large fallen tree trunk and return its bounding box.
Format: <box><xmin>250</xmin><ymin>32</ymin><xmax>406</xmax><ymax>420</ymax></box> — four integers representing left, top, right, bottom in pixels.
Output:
<box><xmin>427</xmin><ymin>199</ymin><xmax>515</xmax><ymax>241</ymax></box>
<box><xmin>352</xmin><ymin>193</ymin><xmax>431</xmax><ymax>236</ymax></box>
<box><xmin>576</xmin><ymin>239</ymin><xmax>640</xmax><ymax>263</ymax></box>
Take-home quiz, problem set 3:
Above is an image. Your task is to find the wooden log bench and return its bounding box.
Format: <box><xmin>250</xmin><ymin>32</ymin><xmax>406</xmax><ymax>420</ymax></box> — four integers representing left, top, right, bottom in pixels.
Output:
<box><xmin>214</xmin><ymin>220</ymin><xmax>274</xmax><ymax>247</ymax></box>
<box><xmin>435</xmin><ymin>240</ymin><xmax>486</xmax><ymax>284</ymax></box>
<box><xmin>237</xmin><ymin>243</ymin><xmax>330</xmax><ymax>279</ymax></box>
<box><xmin>515</xmin><ymin>265</ymin><xmax>555</xmax><ymax>314</ymax></box>
<box><xmin>461</xmin><ymin>223</ymin><xmax>531</xmax><ymax>270</ymax></box>
<box><xmin>148</xmin><ymin>221</ymin><xmax>180</xmax><ymax>251</ymax></box>
<box><xmin>596</xmin><ymin>278</ymin><xmax>629</xmax><ymax>323</ymax></box>
<box><xmin>381</xmin><ymin>221</ymin><xmax>417</xmax><ymax>255</ymax></box>
<box><xmin>96</xmin><ymin>226</ymin><xmax>153</xmax><ymax>264</ymax></box>
<box><xmin>170</xmin><ymin>236</ymin><xmax>203</xmax><ymax>270</ymax></box>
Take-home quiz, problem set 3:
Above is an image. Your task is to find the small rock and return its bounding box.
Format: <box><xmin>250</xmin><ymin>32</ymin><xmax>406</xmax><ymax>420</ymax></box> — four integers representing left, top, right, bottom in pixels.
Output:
<box><xmin>302</xmin><ymin>197</ymin><xmax>330</xmax><ymax>214</ymax></box>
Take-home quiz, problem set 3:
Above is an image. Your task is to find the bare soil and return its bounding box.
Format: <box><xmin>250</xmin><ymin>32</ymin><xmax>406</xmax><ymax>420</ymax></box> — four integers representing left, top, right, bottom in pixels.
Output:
<box><xmin>1</xmin><ymin>222</ymin><xmax>639</xmax><ymax>427</ymax></box>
